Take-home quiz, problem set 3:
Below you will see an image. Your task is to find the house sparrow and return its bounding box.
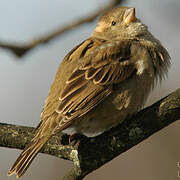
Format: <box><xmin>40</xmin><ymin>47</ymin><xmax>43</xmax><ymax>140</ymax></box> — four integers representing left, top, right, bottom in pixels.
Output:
<box><xmin>8</xmin><ymin>7</ymin><xmax>170</xmax><ymax>178</ymax></box>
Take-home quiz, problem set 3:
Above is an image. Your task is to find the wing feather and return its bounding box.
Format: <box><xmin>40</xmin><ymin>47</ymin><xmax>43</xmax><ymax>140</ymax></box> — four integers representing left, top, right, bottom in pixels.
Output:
<box><xmin>55</xmin><ymin>39</ymin><xmax>134</xmax><ymax>124</ymax></box>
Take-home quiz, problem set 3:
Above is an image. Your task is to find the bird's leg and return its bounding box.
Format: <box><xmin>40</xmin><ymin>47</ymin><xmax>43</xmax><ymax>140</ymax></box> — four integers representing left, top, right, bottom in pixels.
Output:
<box><xmin>69</xmin><ymin>133</ymin><xmax>81</xmax><ymax>145</ymax></box>
<box><xmin>60</xmin><ymin>133</ymin><xmax>84</xmax><ymax>146</ymax></box>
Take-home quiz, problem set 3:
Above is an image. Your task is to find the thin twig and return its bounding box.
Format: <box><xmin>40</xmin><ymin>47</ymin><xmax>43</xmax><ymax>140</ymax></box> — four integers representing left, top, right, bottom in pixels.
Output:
<box><xmin>0</xmin><ymin>0</ymin><xmax>124</xmax><ymax>57</ymax></box>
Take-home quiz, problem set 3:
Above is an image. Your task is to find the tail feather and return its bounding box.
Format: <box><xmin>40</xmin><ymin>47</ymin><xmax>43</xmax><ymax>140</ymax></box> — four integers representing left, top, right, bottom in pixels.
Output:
<box><xmin>8</xmin><ymin>115</ymin><xmax>66</xmax><ymax>178</ymax></box>
<box><xmin>8</xmin><ymin>135</ymin><xmax>50</xmax><ymax>178</ymax></box>
<box><xmin>16</xmin><ymin>140</ymin><xmax>44</xmax><ymax>177</ymax></box>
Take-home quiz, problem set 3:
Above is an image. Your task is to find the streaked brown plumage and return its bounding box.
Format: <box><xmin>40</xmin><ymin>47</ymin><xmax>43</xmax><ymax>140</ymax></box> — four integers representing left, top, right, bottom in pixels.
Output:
<box><xmin>8</xmin><ymin>7</ymin><xmax>170</xmax><ymax>178</ymax></box>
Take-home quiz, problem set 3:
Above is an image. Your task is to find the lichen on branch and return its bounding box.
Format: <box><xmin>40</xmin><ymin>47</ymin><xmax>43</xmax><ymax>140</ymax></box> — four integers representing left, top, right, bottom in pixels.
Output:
<box><xmin>0</xmin><ymin>88</ymin><xmax>179</xmax><ymax>180</ymax></box>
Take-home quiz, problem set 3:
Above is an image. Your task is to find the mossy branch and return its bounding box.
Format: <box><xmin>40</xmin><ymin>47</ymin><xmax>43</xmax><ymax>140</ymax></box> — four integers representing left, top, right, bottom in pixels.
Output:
<box><xmin>0</xmin><ymin>88</ymin><xmax>179</xmax><ymax>179</ymax></box>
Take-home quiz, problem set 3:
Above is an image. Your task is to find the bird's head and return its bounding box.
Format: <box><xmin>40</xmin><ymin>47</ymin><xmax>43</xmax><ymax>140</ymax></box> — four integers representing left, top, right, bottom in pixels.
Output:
<box><xmin>92</xmin><ymin>7</ymin><xmax>148</xmax><ymax>40</ymax></box>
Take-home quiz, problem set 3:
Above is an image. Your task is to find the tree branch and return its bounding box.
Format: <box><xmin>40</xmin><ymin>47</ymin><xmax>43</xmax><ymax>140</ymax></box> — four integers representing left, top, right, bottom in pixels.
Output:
<box><xmin>0</xmin><ymin>88</ymin><xmax>179</xmax><ymax>179</ymax></box>
<box><xmin>0</xmin><ymin>0</ymin><xmax>124</xmax><ymax>57</ymax></box>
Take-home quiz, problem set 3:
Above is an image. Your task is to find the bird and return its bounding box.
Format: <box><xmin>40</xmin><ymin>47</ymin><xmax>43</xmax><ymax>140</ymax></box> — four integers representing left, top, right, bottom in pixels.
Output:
<box><xmin>8</xmin><ymin>6</ymin><xmax>170</xmax><ymax>178</ymax></box>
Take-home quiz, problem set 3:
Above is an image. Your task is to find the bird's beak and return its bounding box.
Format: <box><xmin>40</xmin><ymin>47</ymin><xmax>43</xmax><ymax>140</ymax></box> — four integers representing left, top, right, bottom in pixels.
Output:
<box><xmin>123</xmin><ymin>8</ymin><xmax>136</xmax><ymax>25</ymax></box>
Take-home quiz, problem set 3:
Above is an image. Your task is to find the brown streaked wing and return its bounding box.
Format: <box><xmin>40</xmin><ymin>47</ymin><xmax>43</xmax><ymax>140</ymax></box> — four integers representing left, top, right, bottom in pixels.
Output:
<box><xmin>63</xmin><ymin>38</ymin><xmax>94</xmax><ymax>62</ymax></box>
<box><xmin>56</xmin><ymin>39</ymin><xmax>134</xmax><ymax>122</ymax></box>
<box><xmin>58</xmin><ymin>82</ymin><xmax>112</xmax><ymax>119</ymax></box>
<box><xmin>81</xmin><ymin>40</ymin><xmax>134</xmax><ymax>85</ymax></box>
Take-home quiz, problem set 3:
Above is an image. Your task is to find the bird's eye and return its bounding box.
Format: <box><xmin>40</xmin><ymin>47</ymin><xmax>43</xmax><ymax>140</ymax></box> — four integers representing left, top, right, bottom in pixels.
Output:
<box><xmin>111</xmin><ymin>21</ymin><xmax>116</xmax><ymax>26</ymax></box>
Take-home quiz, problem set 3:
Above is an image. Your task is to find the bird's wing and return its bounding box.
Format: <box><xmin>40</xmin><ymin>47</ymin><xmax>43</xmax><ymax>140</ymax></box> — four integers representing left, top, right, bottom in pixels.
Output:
<box><xmin>55</xmin><ymin>39</ymin><xmax>135</xmax><ymax>126</ymax></box>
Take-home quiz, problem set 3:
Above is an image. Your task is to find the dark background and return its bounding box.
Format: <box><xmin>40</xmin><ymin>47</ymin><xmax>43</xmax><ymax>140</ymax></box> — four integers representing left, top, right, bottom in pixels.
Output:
<box><xmin>0</xmin><ymin>0</ymin><xmax>180</xmax><ymax>179</ymax></box>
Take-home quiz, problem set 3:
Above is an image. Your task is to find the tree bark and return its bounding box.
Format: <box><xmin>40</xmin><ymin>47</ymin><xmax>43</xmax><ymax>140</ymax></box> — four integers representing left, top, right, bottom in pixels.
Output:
<box><xmin>0</xmin><ymin>88</ymin><xmax>180</xmax><ymax>179</ymax></box>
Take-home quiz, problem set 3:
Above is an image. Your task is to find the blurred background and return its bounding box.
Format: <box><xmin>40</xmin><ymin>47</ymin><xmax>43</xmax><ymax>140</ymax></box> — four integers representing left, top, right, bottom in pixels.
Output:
<box><xmin>0</xmin><ymin>0</ymin><xmax>180</xmax><ymax>179</ymax></box>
